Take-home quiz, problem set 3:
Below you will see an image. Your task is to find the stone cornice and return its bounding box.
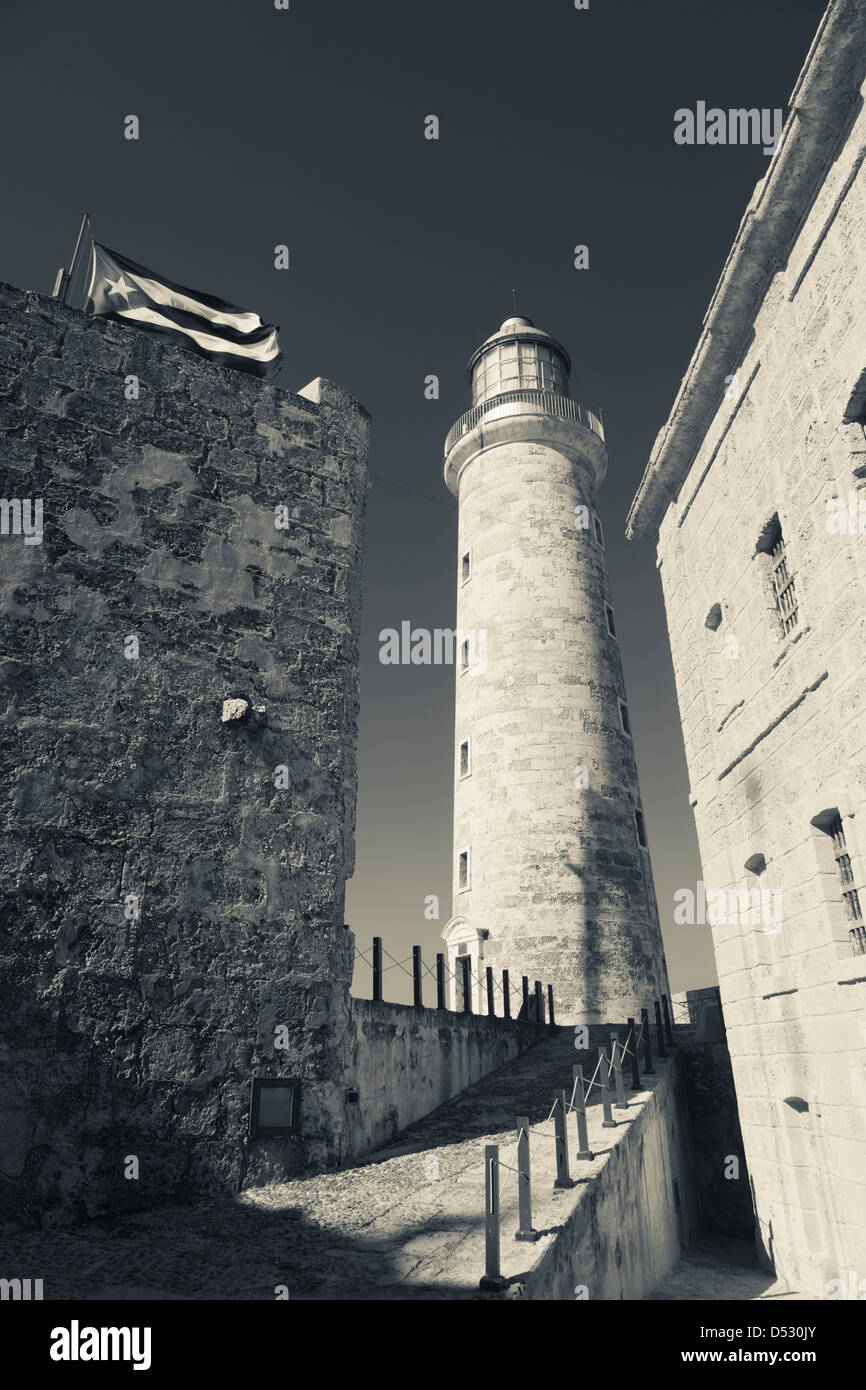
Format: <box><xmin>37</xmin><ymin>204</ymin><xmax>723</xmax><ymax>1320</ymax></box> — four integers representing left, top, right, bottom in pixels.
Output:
<box><xmin>626</xmin><ymin>0</ymin><xmax>866</xmax><ymax>542</ymax></box>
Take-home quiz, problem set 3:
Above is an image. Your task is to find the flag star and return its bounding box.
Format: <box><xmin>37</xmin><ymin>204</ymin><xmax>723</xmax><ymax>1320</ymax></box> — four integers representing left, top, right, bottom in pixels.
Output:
<box><xmin>106</xmin><ymin>274</ymin><xmax>133</xmax><ymax>304</ymax></box>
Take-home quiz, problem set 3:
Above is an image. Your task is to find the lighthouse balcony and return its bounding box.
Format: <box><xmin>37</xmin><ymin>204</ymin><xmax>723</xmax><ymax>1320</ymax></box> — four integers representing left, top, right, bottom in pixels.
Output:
<box><xmin>444</xmin><ymin>389</ymin><xmax>604</xmax><ymax>457</ymax></box>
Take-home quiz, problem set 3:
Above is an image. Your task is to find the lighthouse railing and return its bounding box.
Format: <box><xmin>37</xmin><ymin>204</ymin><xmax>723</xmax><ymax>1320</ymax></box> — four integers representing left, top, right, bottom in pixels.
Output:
<box><xmin>444</xmin><ymin>390</ymin><xmax>606</xmax><ymax>455</ymax></box>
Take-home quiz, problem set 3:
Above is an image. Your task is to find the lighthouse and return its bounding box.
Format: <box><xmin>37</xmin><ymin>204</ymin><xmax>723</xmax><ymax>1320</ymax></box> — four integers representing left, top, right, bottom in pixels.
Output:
<box><xmin>441</xmin><ymin>315</ymin><xmax>670</xmax><ymax>1024</ymax></box>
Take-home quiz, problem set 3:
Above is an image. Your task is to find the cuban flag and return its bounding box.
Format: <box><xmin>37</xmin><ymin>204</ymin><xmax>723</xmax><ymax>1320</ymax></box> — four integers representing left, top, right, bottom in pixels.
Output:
<box><xmin>85</xmin><ymin>242</ymin><xmax>281</xmax><ymax>378</ymax></box>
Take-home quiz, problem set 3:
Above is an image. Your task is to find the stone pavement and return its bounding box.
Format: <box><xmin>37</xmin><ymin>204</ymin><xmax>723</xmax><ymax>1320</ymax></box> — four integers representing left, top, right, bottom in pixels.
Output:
<box><xmin>2</xmin><ymin>1029</ymin><xmax>796</xmax><ymax>1301</ymax></box>
<box><xmin>645</xmin><ymin>1236</ymin><xmax>807</xmax><ymax>1301</ymax></box>
<box><xmin>2</xmin><ymin>1029</ymin><xmax>635</xmax><ymax>1300</ymax></box>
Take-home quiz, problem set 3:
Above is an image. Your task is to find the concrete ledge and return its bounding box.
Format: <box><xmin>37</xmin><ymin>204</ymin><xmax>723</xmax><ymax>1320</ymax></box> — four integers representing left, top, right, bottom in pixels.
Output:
<box><xmin>626</xmin><ymin>0</ymin><xmax>866</xmax><ymax>540</ymax></box>
<box><xmin>504</xmin><ymin>1053</ymin><xmax>700</xmax><ymax>1300</ymax></box>
<box><xmin>342</xmin><ymin>999</ymin><xmax>545</xmax><ymax>1162</ymax></box>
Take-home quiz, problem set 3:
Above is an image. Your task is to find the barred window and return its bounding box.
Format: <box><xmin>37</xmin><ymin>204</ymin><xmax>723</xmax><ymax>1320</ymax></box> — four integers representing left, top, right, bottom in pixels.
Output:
<box><xmin>816</xmin><ymin>810</ymin><xmax>865</xmax><ymax>955</ymax></box>
<box><xmin>758</xmin><ymin>516</ymin><xmax>798</xmax><ymax>636</ymax></box>
<box><xmin>828</xmin><ymin>813</ymin><xmax>865</xmax><ymax>953</ymax></box>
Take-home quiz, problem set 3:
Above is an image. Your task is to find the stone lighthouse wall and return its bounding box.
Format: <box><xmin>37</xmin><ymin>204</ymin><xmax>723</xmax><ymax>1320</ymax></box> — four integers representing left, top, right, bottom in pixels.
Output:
<box><xmin>0</xmin><ymin>282</ymin><xmax>369</xmax><ymax>1229</ymax></box>
<box><xmin>450</xmin><ymin>418</ymin><xmax>669</xmax><ymax>1023</ymax></box>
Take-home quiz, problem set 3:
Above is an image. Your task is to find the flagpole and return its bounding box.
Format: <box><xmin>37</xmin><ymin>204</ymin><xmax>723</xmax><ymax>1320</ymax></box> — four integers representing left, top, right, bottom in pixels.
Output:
<box><xmin>53</xmin><ymin>213</ymin><xmax>91</xmax><ymax>305</ymax></box>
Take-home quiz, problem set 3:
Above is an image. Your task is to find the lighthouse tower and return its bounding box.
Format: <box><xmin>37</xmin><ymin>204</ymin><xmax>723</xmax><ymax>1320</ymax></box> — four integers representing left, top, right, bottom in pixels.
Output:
<box><xmin>441</xmin><ymin>315</ymin><xmax>670</xmax><ymax>1024</ymax></box>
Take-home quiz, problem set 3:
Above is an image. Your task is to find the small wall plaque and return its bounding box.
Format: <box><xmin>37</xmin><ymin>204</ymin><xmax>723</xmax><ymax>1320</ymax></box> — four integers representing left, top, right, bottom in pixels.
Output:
<box><xmin>248</xmin><ymin>1078</ymin><xmax>301</xmax><ymax>1138</ymax></box>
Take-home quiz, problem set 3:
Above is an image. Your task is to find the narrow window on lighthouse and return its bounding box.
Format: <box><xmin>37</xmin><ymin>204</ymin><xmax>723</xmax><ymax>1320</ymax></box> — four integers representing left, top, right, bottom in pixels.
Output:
<box><xmin>593</xmin><ymin>513</ymin><xmax>605</xmax><ymax>548</ymax></box>
<box><xmin>619</xmin><ymin>700</ymin><xmax>632</xmax><ymax>736</ymax></box>
<box><xmin>458</xmin><ymin>849</ymin><xmax>471</xmax><ymax>891</ymax></box>
<box><xmin>460</xmin><ymin>638</ymin><xmax>471</xmax><ymax>672</ymax></box>
<box><xmin>605</xmin><ymin>604</ymin><xmax>617</xmax><ymax>637</ymax></box>
<box><xmin>461</xmin><ymin>548</ymin><xmax>472</xmax><ymax>584</ymax></box>
<box><xmin>459</xmin><ymin>738</ymin><xmax>471</xmax><ymax>778</ymax></box>
<box><xmin>635</xmin><ymin>809</ymin><xmax>648</xmax><ymax>850</ymax></box>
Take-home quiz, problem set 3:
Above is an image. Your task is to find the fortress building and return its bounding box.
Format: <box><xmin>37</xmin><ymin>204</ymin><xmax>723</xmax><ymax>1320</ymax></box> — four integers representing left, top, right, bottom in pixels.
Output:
<box><xmin>627</xmin><ymin>0</ymin><xmax>866</xmax><ymax>1297</ymax></box>
<box><xmin>442</xmin><ymin>315</ymin><xmax>670</xmax><ymax>1023</ymax></box>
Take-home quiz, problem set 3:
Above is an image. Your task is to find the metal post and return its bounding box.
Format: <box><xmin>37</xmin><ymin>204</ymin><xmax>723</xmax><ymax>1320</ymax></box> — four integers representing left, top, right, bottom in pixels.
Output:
<box><xmin>522</xmin><ymin>975</ymin><xmax>530</xmax><ymax>1018</ymax></box>
<box><xmin>412</xmin><ymin>945</ymin><xmax>422</xmax><ymax>1007</ymax></box>
<box><xmin>571</xmin><ymin>1065</ymin><xmax>594</xmax><ymax>1160</ymax></box>
<box><xmin>598</xmin><ymin>1046</ymin><xmax>617</xmax><ymax>1128</ymax></box>
<box><xmin>641</xmin><ymin>1007</ymin><xmax>655</xmax><ymax>1073</ymax></box>
<box><xmin>547</xmin><ymin>984</ymin><xmax>555</xmax><ymax>1027</ymax></box>
<box><xmin>479</xmin><ymin>1145</ymin><xmax>508</xmax><ymax>1292</ymax></box>
<box><xmin>486</xmin><ymin>966</ymin><xmax>495</xmax><ymax>1018</ymax></box>
<box><xmin>627</xmin><ymin>1018</ymin><xmax>642</xmax><ymax>1091</ymax></box>
<box><xmin>60</xmin><ymin>212</ymin><xmax>91</xmax><ymax>305</ymax></box>
<box><xmin>460</xmin><ymin>956</ymin><xmax>472</xmax><ymax>1013</ymax></box>
<box><xmin>610</xmin><ymin>1033</ymin><xmax>628</xmax><ymax>1109</ymax></box>
<box><xmin>502</xmin><ymin>969</ymin><xmax>511</xmax><ymax>1019</ymax></box>
<box><xmin>372</xmin><ymin>936</ymin><xmax>383</xmax><ymax>1002</ymax></box>
<box><xmin>436</xmin><ymin>953</ymin><xmax>446</xmax><ymax>1011</ymax></box>
<box><xmin>515</xmin><ymin>1118</ymin><xmax>538</xmax><ymax>1241</ymax></box>
<box><xmin>534</xmin><ymin>980</ymin><xmax>544</xmax><ymax>1023</ymax></box>
<box><xmin>654</xmin><ymin>999</ymin><xmax>667</xmax><ymax>1058</ymax></box>
<box><xmin>662</xmin><ymin>994</ymin><xmax>675</xmax><ymax>1048</ymax></box>
<box><xmin>553</xmin><ymin>1091</ymin><xmax>574</xmax><ymax>1189</ymax></box>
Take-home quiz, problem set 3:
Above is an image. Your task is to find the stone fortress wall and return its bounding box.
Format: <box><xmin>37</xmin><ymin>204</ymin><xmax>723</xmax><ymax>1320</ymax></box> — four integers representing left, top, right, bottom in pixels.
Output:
<box><xmin>0</xmin><ymin>281</ymin><xmax>369</xmax><ymax>1227</ymax></box>
<box><xmin>627</xmin><ymin>2</ymin><xmax>866</xmax><ymax>1295</ymax></box>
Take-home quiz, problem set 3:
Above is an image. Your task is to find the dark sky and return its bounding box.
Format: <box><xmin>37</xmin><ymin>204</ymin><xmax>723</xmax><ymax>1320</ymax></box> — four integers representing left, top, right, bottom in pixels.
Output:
<box><xmin>1</xmin><ymin>0</ymin><xmax>828</xmax><ymax>1002</ymax></box>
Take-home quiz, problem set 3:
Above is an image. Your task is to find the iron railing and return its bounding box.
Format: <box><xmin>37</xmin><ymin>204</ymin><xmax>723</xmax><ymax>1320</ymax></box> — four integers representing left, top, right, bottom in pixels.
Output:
<box><xmin>445</xmin><ymin>390</ymin><xmax>605</xmax><ymax>456</ymax></box>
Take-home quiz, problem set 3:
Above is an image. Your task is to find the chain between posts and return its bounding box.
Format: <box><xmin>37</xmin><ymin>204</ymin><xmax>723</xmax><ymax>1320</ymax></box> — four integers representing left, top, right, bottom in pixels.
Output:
<box><xmin>352</xmin><ymin>941</ymin><xmax>554</xmax><ymax>1023</ymax></box>
<box><xmin>479</xmin><ymin>1000</ymin><xmax>675</xmax><ymax>1291</ymax></box>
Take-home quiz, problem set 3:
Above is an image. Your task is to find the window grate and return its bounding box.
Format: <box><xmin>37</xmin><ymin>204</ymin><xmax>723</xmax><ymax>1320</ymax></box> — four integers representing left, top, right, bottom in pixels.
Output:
<box><xmin>770</xmin><ymin>529</ymin><xmax>798</xmax><ymax>635</ymax></box>
<box><xmin>827</xmin><ymin>812</ymin><xmax>864</xmax><ymax>951</ymax></box>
